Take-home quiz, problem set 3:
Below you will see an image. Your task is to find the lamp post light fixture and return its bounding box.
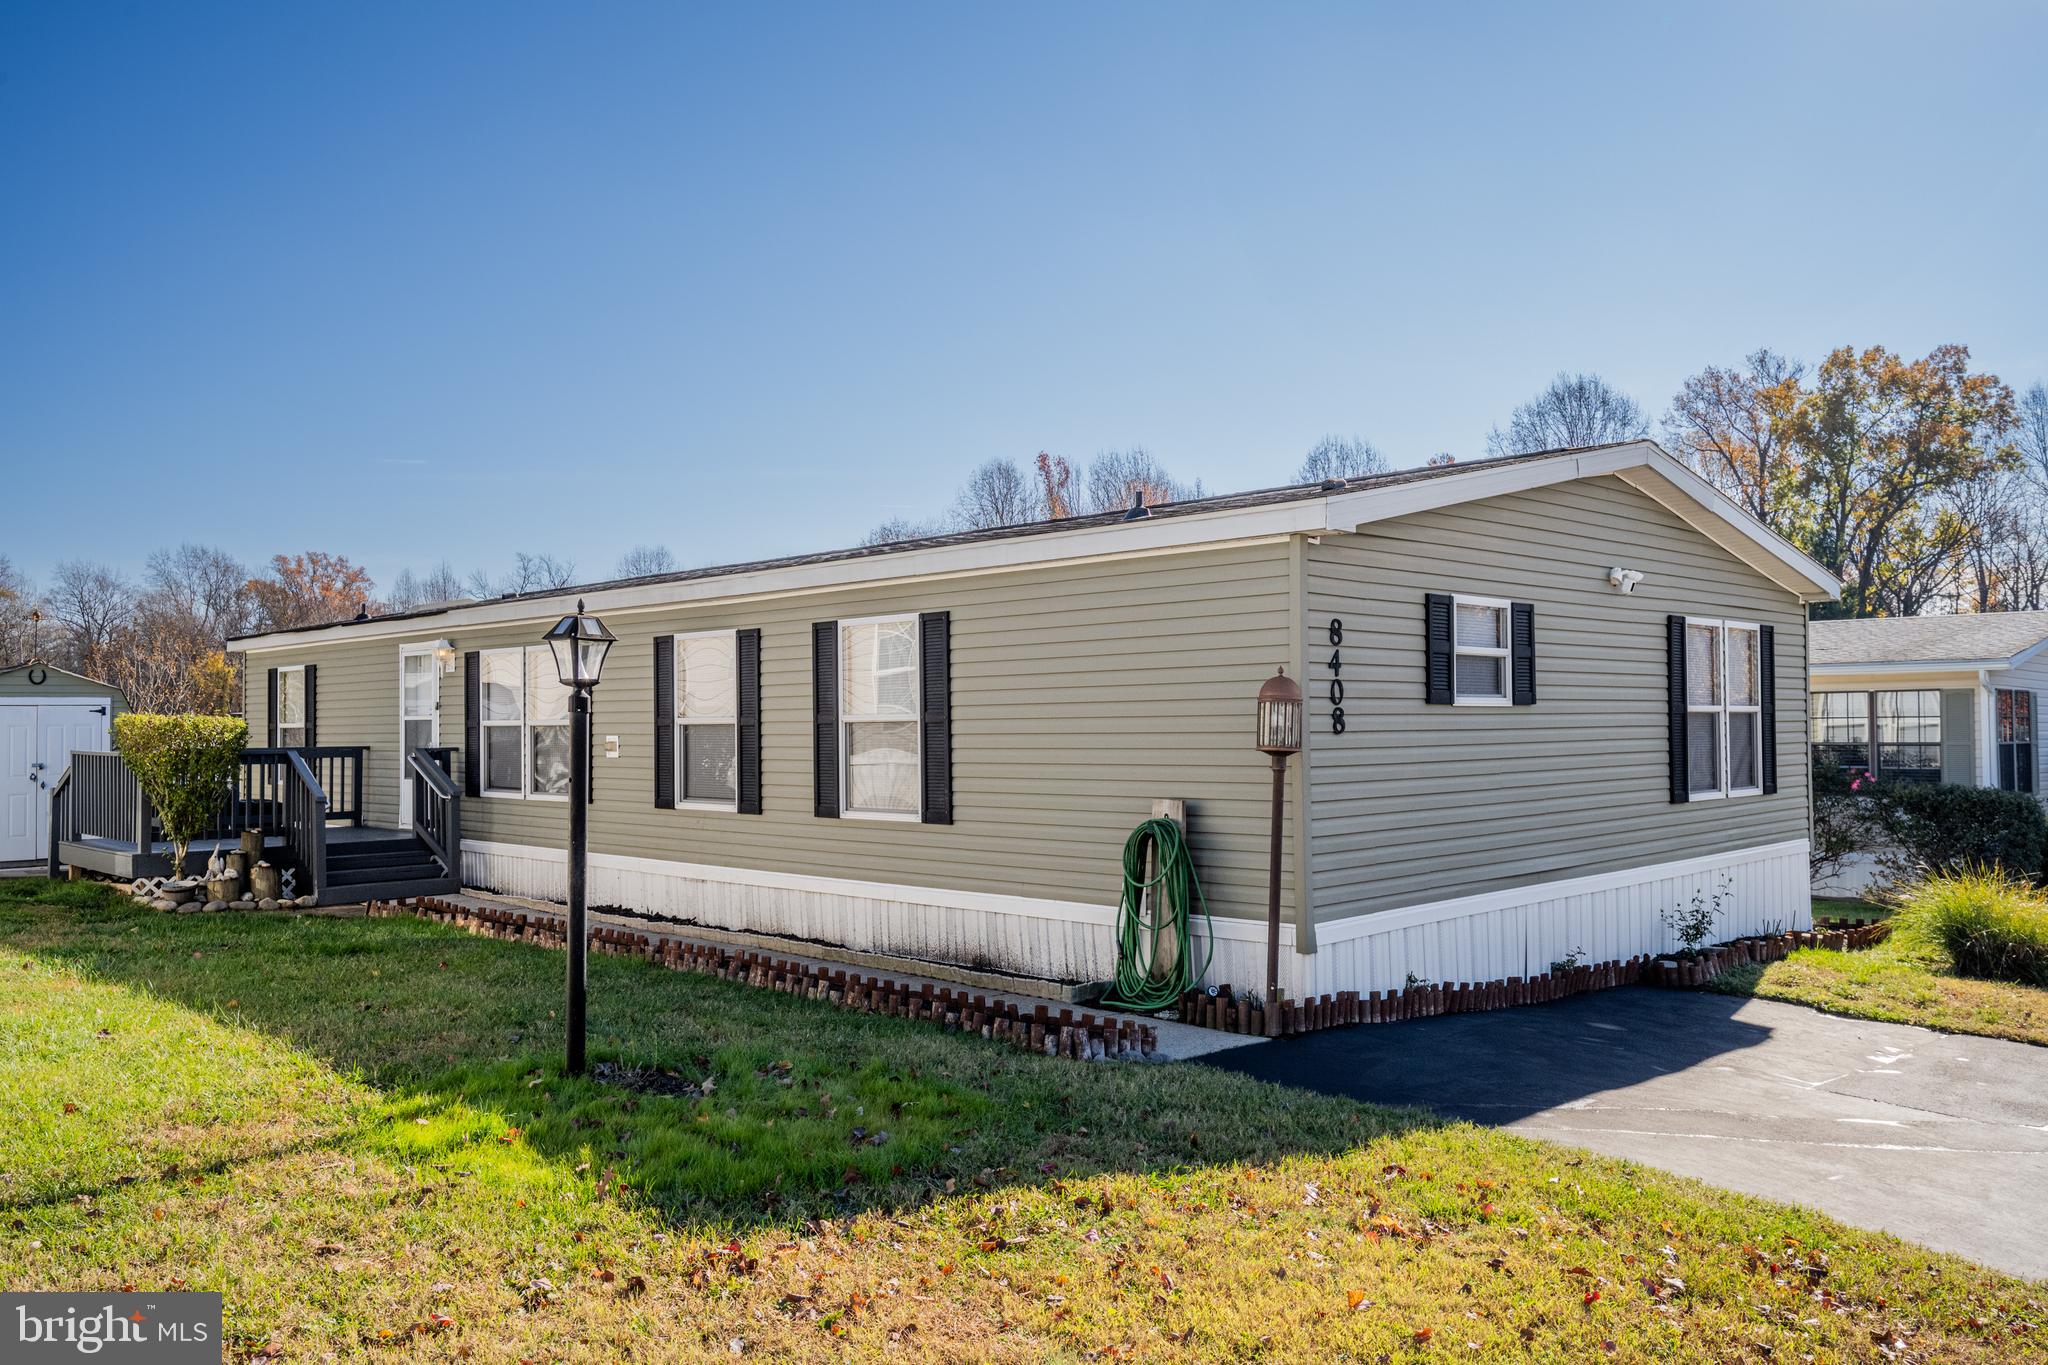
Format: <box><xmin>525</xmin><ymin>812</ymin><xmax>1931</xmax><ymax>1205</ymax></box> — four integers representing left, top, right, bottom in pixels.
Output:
<box><xmin>542</xmin><ymin>600</ymin><xmax>616</xmax><ymax>1075</ymax></box>
<box><xmin>1255</xmin><ymin>667</ymin><xmax>1304</xmax><ymax>1035</ymax></box>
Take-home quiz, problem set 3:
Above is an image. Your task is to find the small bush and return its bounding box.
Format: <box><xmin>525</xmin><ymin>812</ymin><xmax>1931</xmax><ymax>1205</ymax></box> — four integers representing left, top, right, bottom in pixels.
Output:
<box><xmin>1868</xmin><ymin>780</ymin><xmax>2048</xmax><ymax>883</ymax></box>
<box><xmin>1892</xmin><ymin>869</ymin><xmax>2048</xmax><ymax>987</ymax></box>
<box><xmin>1809</xmin><ymin>764</ymin><xmax>1875</xmax><ymax>883</ymax></box>
<box><xmin>112</xmin><ymin>713</ymin><xmax>248</xmax><ymax>879</ymax></box>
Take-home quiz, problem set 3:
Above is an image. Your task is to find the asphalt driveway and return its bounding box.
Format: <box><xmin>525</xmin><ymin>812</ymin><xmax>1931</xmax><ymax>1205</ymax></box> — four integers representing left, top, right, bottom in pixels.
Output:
<box><xmin>1201</xmin><ymin>988</ymin><xmax>2048</xmax><ymax>1279</ymax></box>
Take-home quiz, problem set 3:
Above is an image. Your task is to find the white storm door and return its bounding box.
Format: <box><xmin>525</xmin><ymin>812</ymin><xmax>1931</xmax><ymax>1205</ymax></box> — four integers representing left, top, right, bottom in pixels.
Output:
<box><xmin>0</xmin><ymin>707</ymin><xmax>37</xmax><ymax>862</ymax></box>
<box><xmin>398</xmin><ymin>649</ymin><xmax>441</xmax><ymax>828</ymax></box>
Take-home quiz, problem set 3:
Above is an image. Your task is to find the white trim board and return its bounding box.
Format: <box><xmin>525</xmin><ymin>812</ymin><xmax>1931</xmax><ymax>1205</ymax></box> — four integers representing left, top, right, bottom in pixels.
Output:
<box><xmin>237</xmin><ymin>444</ymin><xmax>1838</xmax><ymax>653</ymax></box>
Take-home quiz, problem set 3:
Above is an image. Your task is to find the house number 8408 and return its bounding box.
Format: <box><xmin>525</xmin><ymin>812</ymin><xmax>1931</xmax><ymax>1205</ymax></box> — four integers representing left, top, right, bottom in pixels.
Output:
<box><xmin>1326</xmin><ymin>618</ymin><xmax>1346</xmax><ymax>734</ymax></box>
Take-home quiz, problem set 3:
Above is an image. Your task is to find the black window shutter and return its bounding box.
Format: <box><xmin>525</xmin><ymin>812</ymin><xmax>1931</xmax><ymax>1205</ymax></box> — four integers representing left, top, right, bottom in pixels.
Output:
<box><xmin>1667</xmin><ymin>615</ymin><xmax>1690</xmax><ymax>804</ymax></box>
<box><xmin>918</xmin><ymin>611</ymin><xmax>953</xmax><ymax>825</ymax></box>
<box><xmin>266</xmin><ymin>668</ymin><xmax>278</xmax><ymax>747</ymax></box>
<box><xmin>652</xmin><ymin>636</ymin><xmax>675</xmax><ymax>810</ymax></box>
<box><xmin>736</xmin><ymin>628</ymin><xmax>763</xmax><ymax>814</ymax></box>
<box><xmin>302</xmin><ymin>664</ymin><xmax>317</xmax><ymax>748</ymax></box>
<box><xmin>462</xmin><ymin>651</ymin><xmax>481</xmax><ymax>798</ymax></box>
<box><xmin>1759</xmin><ymin>624</ymin><xmax>1778</xmax><ymax>795</ymax></box>
<box><xmin>812</xmin><ymin>621</ymin><xmax>840</xmax><ymax>818</ymax></box>
<box><xmin>2025</xmin><ymin>693</ymin><xmax>2037</xmax><ymax>795</ymax></box>
<box><xmin>1423</xmin><ymin>593</ymin><xmax>1454</xmax><ymax>704</ymax></box>
<box><xmin>1510</xmin><ymin>603</ymin><xmax>1536</xmax><ymax>706</ymax></box>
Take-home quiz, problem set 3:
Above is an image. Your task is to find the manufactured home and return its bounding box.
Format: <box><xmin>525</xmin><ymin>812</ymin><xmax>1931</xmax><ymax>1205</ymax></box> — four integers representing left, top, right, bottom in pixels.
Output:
<box><xmin>53</xmin><ymin>441</ymin><xmax>1840</xmax><ymax>998</ymax></box>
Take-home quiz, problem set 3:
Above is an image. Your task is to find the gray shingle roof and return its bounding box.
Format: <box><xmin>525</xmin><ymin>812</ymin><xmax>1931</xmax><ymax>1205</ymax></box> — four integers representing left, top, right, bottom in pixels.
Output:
<box><xmin>1809</xmin><ymin>612</ymin><xmax>2048</xmax><ymax>667</ymax></box>
<box><xmin>230</xmin><ymin>443</ymin><xmax>1647</xmax><ymax>643</ymax></box>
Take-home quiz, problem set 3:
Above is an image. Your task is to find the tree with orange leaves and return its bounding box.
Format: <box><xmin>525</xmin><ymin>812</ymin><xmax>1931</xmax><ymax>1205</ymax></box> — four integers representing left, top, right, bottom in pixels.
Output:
<box><xmin>246</xmin><ymin>552</ymin><xmax>376</xmax><ymax>632</ymax></box>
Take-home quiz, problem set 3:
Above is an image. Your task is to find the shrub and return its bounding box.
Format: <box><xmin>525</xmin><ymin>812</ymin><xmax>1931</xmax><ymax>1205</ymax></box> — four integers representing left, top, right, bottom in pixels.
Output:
<box><xmin>1868</xmin><ymin>780</ymin><xmax>2048</xmax><ymax>884</ymax></box>
<box><xmin>112</xmin><ymin>713</ymin><xmax>248</xmax><ymax>881</ymax></box>
<box><xmin>1892</xmin><ymin>868</ymin><xmax>2048</xmax><ymax>986</ymax></box>
<box><xmin>1809</xmin><ymin>764</ymin><xmax>1875</xmax><ymax>882</ymax></box>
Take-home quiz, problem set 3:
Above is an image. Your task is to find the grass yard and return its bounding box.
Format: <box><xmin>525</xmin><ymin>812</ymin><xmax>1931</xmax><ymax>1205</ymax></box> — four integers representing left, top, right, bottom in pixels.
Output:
<box><xmin>2</xmin><ymin>879</ymin><xmax>2040</xmax><ymax>1362</ymax></box>
<box><xmin>1812</xmin><ymin>895</ymin><xmax>1893</xmax><ymax>925</ymax></box>
<box><xmin>1709</xmin><ymin>891</ymin><xmax>2048</xmax><ymax>1049</ymax></box>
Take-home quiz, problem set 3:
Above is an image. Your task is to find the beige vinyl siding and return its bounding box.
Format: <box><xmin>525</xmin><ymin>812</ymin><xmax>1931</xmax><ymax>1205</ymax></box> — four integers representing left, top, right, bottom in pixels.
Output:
<box><xmin>246</xmin><ymin>541</ymin><xmax>1299</xmax><ymax>921</ymax></box>
<box><xmin>1304</xmin><ymin>475</ymin><xmax>1810</xmax><ymax>921</ymax></box>
<box><xmin>1939</xmin><ymin>689</ymin><xmax>1977</xmax><ymax>786</ymax></box>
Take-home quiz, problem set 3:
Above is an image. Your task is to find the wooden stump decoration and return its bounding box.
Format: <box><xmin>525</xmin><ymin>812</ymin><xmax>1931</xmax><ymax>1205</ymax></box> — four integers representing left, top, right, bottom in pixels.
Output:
<box><xmin>249</xmin><ymin>861</ymin><xmax>281</xmax><ymax>902</ymax></box>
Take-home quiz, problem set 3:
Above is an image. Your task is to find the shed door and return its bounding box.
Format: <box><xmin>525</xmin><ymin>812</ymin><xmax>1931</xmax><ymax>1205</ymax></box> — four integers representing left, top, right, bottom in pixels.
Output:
<box><xmin>0</xmin><ymin>703</ymin><xmax>110</xmax><ymax>863</ymax></box>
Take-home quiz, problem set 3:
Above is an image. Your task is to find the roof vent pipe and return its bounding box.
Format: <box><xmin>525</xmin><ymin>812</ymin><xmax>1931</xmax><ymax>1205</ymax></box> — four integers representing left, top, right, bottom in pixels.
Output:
<box><xmin>1123</xmin><ymin>489</ymin><xmax>1152</xmax><ymax>521</ymax></box>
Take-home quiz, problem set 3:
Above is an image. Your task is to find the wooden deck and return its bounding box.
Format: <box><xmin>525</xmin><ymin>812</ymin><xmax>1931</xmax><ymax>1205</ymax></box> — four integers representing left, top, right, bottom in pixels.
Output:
<box><xmin>61</xmin><ymin>824</ymin><xmax>408</xmax><ymax>881</ymax></box>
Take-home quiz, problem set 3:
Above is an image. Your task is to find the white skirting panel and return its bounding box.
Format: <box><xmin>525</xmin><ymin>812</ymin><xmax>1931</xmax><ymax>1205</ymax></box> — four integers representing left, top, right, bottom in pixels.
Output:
<box><xmin>461</xmin><ymin>837</ymin><xmax>1806</xmax><ymax>1000</ymax></box>
<box><xmin>1301</xmin><ymin>839</ymin><xmax>1811</xmax><ymax>998</ymax></box>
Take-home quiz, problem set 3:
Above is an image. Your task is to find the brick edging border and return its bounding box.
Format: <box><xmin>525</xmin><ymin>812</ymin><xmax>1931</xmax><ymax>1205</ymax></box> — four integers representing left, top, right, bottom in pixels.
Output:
<box><xmin>367</xmin><ymin>896</ymin><xmax>1158</xmax><ymax>1062</ymax></box>
<box><xmin>1180</xmin><ymin>920</ymin><xmax>1895</xmax><ymax>1038</ymax></box>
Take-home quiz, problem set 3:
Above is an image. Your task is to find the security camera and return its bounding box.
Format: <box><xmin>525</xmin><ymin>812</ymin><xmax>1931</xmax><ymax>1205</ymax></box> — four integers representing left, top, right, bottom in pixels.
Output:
<box><xmin>1609</xmin><ymin>567</ymin><xmax>1645</xmax><ymax>594</ymax></box>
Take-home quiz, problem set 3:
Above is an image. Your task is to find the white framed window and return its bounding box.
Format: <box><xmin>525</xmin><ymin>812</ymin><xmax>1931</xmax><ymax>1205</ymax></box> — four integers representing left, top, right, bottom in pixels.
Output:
<box><xmin>674</xmin><ymin>631</ymin><xmax>739</xmax><ymax>809</ymax></box>
<box><xmin>478</xmin><ymin>645</ymin><xmax>571</xmax><ymax>800</ymax></box>
<box><xmin>1451</xmin><ymin>595</ymin><xmax>1511</xmax><ymax>705</ymax></box>
<box><xmin>276</xmin><ymin>665</ymin><xmax>307</xmax><ymax>748</ymax></box>
<box><xmin>1686</xmin><ymin>619</ymin><xmax>1763</xmax><ymax>800</ymax></box>
<box><xmin>841</xmin><ymin>615</ymin><xmax>921</xmax><ymax>818</ymax></box>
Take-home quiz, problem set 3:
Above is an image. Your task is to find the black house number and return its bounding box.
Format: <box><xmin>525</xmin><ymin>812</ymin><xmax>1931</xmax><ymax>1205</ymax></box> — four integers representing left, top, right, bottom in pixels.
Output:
<box><xmin>1326</xmin><ymin>618</ymin><xmax>1346</xmax><ymax>734</ymax></box>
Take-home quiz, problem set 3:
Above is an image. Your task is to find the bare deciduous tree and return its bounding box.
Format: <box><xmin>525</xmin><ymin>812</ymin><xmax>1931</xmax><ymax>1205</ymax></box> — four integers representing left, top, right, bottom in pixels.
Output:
<box><xmin>144</xmin><ymin>544</ymin><xmax>251</xmax><ymax>640</ymax></box>
<box><xmin>469</xmin><ymin>553</ymin><xmax>579</xmax><ymax>598</ymax></box>
<box><xmin>615</xmin><ymin>545</ymin><xmax>679</xmax><ymax>578</ymax></box>
<box><xmin>1662</xmin><ymin>350</ymin><xmax>1805</xmax><ymax>527</ymax></box>
<box><xmin>1081</xmin><ymin>448</ymin><xmax>1200</xmax><ymax>514</ymax></box>
<box><xmin>1295</xmin><ymin>435</ymin><xmax>1389</xmax><ymax>484</ymax></box>
<box><xmin>861</xmin><ymin>516</ymin><xmax>949</xmax><ymax>546</ymax></box>
<box><xmin>1486</xmin><ymin>372</ymin><xmax>1649</xmax><ymax>457</ymax></box>
<box><xmin>385</xmin><ymin>562</ymin><xmax>470</xmax><ymax>612</ymax></box>
<box><xmin>952</xmin><ymin>459</ymin><xmax>1041</xmax><ymax>529</ymax></box>
<box><xmin>47</xmin><ymin>560</ymin><xmax>135</xmax><ymax>674</ymax></box>
<box><xmin>0</xmin><ymin>556</ymin><xmax>42</xmax><ymax>667</ymax></box>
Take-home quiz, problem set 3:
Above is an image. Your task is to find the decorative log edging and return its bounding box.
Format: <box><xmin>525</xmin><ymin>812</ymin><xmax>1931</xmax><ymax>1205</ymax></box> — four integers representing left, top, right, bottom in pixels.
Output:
<box><xmin>366</xmin><ymin>896</ymin><xmax>1158</xmax><ymax>1062</ymax></box>
<box><xmin>1178</xmin><ymin>920</ymin><xmax>1897</xmax><ymax>1037</ymax></box>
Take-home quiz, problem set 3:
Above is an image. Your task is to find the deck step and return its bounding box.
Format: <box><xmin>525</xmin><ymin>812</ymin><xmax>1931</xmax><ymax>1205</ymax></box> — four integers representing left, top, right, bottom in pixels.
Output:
<box><xmin>317</xmin><ymin>874</ymin><xmax>460</xmax><ymax>908</ymax></box>
<box><xmin>329</xmin><ymin>848</ymin><xmax>442</xmax><ymax>871</ymax></box>
<box><xmin>327</xmin><ymin>862</ymin><xmax>445</xmax><ymax>888</ymax></box>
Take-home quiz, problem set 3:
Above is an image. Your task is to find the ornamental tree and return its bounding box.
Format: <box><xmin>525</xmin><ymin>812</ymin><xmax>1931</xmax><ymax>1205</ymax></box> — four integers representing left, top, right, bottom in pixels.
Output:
<box><xmin>112</xmin><ymin>713</ymin><xmax>247</xmax><ymax>881</ymax></box>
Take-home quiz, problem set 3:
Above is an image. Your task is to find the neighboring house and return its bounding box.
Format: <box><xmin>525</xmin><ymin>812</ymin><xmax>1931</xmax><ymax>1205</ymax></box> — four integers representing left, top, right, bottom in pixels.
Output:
<box><xmin>0</xmin><ymin>663</ymin><xmax>125</xmax><ymax>865</ymax></box>
<box><xmin>1808</xmin><ymin>612</ymin><xmax>2048</xmax><ymax>796</ymax></box>
<box><xmin>125</xmin><ymin>440</ymin><xmax>1834</xmax><ymax>997</ymax></box>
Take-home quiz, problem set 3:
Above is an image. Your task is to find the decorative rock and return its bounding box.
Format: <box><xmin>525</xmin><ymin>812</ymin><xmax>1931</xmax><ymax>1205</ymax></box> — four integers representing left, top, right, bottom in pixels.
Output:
<box><xmin>176</xmin><ymin>902</ymin><xmax>201</xmax><ymax>914</ymax></box>
<box><xmin>149</xmin><ymin>897</ymin><xmax>179</xmax><ymax>912</ymax></box>
<box><xmin>258</xmin><ymin>898</ymin><xmax>279</xmax><ymax>911</ymax></box>
<box><xmin>203</xmin><ymin>900</ymin><xmax>226</xmax><ymax>912</ymax></box>
<box><xmin>296</xmin><ymin>895</ymin><xmax>318</xmax><ymax>908</ymax></box>
<box><xmin>230</xmin><ymin>899</ymin><xmax>255</xmax><ymax>911</ymax></box>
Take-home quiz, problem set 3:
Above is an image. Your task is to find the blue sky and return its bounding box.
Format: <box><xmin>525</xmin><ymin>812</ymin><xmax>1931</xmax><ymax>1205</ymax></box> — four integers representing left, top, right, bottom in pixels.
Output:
<box><xmin>3</xmin><ymin>2</ymin><xmax>2044</xmax><ymax>593</ymax></box>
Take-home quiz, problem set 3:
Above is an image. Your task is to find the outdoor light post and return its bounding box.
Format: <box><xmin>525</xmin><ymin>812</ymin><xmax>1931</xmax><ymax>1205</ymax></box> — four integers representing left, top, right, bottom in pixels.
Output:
<box><xmin>543</xmin><ymin>600</ymin><xmax>616</xmax><ymax>1076</ymax></box>
<box><xmin>1255</xmin><ymin>668</ymin><xmax>1303</xmax><ymax>1035</ymax></box>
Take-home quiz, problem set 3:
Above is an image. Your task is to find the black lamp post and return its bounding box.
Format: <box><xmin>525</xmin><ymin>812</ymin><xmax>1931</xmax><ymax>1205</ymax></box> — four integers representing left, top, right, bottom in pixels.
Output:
<box><xmin>1255</xmin><ymin>667</ymin><xmax>1303</xmax><ymax>1035</ymax></box>
<box><xmin>542</xmin><ymin>600</ymin><xmax>616</xmax><ymax>1075</ymax></box>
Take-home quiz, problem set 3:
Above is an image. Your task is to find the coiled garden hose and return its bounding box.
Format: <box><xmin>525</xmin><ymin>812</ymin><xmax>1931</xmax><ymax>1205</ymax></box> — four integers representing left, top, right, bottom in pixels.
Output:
<box><xmin>1100</xmin><ymin>817</ymin><xmax>1214</xmax><ymax>1013</ymax></box>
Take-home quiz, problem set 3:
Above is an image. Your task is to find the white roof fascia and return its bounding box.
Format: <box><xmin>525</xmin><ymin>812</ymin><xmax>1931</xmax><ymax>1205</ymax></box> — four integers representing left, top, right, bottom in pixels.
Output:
<box><xmin>1811</xmin><ymin>658</ymin><xmax>2011</xmax><ymax>676</ymax></box>
<box><xmin>1320</xmin><ymin>442</ymin><xmax>1839</xmax><ymax>603</ymax></box>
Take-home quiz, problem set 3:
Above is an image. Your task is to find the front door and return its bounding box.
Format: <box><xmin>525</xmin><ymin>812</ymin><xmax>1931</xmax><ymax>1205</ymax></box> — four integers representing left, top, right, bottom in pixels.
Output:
<box><xmin>0</xmin><ymin>702</ymin><xmax>111</xmax><ymax>863</ymax></box>
<box><xmin>398</xmin><ymin>649</ymin><xmax>440</xmax><ymax>828</ymax></box>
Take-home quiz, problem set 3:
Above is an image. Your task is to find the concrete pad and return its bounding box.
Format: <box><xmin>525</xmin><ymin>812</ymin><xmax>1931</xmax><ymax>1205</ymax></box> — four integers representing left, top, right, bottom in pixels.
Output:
<box><xmin>1201</xmin><ymin>987</ymin><xmax>2048</xmax><ymax>1279</ymax></box>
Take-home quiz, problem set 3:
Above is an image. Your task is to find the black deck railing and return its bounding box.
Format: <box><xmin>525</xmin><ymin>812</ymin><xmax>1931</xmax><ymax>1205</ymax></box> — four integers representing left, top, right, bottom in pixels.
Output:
<box><xmin>48</xmin><ymin>746</ymin><xmax>363</xmax><ymax>887</ymax></box>
<box><xmin>408</xmin><ymin>747</ymin><xmax>461</xmax><ymax>880</ymax></box>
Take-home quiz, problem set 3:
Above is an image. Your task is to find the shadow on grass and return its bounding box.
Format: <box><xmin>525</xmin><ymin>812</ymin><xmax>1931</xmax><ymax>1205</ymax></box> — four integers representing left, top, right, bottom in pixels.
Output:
<box><xmin>0</xmin><ymin>880</ymin><xmax>1768</xmax><ymax>1231</ymax></box>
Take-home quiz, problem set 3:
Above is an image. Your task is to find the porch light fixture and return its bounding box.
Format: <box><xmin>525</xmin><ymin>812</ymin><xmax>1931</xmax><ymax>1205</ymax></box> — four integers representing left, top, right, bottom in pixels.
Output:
<box><xmin>426</xmin><ymin>639</ymin><xmax>459</xmax><ymax>675</ymax></box>
<box><xmin>542</xmin><ymin>600</ymin><xmax>614</xmax><ymax>1076</ymax></box>
<box><xmin>1255</xmin><ymin>668</ymin><xmax>1303</xmax><ymax>1035</ymax></box>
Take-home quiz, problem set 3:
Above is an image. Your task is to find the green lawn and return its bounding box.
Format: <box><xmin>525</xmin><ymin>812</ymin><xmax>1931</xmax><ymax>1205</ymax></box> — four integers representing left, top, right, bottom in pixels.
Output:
<box><xmin>1714</xmin><ymin>929</ymin><xmax>2048</xmax><ymax>1048</ymax></box>
<box><xmin>2</xmin><ymin>879</ymin><xmax>2038</xmax><ymax>1362</ymax></box>
<box><xmin>1812</xmin><ymin>894</ymin><xmax>1893</xmax><ymax>924</ymax></box>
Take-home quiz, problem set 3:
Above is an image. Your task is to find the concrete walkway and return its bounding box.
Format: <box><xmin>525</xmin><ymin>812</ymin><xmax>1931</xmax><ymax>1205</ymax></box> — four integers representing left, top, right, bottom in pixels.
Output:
<box><xmin>1200</xmin><ymin>987</ymin><xmax>2048</xmax><ymax>1279</ymax></box>
<box><xmin>435</xmin><ymin>889</ymin><xmax>1257</xmax><ymax>1063</ymax></box>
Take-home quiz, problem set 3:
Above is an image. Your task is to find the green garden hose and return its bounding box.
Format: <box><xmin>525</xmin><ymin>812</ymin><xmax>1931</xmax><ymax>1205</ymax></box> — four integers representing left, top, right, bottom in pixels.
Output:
<box><xmin>1100</xmin><ymin>817</ymin><xmax>1215</xmax><ymax>1013</ymax></box>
